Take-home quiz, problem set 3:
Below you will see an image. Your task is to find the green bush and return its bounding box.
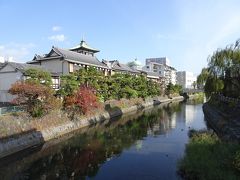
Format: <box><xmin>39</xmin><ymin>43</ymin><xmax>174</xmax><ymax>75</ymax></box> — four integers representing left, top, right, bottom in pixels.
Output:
<box><xmin>59</xmin><ymin>69</ymin><xmax>163</xmax><ymax>101</ymax></box>
<box><xmin>178</xmin><ymin>130</ymin><xmax>240</xmax><ymax>180</ymax></box>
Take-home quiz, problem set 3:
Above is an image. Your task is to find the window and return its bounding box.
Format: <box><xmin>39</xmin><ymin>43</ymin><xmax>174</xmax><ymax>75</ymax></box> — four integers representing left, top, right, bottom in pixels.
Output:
<box><xmin>69</xmin><ymin>63</ymin><xmax>74</xmax><ymax>73</ymax></box>
<box><xmin>52</xmin><ymin>78</ymin><xmax>60</xmax><ymax>89</ymax></box>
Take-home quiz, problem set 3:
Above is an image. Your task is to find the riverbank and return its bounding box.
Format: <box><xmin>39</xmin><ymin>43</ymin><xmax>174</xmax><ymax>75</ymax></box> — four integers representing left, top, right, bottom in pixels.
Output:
<box><xmin>0</xmin><ymin>96</ymin><xmax>184</xmax><ymax>159</ymax></box>
<box><xmin>178</xmin><ymin>130</ymin><xmax>240</xmax><ymax>180</ymax></box>
<box><xmin>203</xmin><ymin>97</ymin><xmax>240</xmax><ymax>142</ymax></box>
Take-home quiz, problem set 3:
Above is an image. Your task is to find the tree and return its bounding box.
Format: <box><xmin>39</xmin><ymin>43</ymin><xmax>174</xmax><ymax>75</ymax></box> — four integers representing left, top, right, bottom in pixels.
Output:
<box><xmin>58</xmin><ymin>74</ymin><xmax>79</xmax><ymax>96</ymax></box>
<box><xmin>165</xmin><ymin>83</ymin><xmax>182</xmax><ymax>96</ymax></box>
<box><xmin>9</xmin><ymin>81</ymin><xmax>58</xmax><ymax>117</ymax></box>
<box><xmin>24</xmin><ymin>68</ymin><xmax>52</xmax><ymax>87</ymax></box>
<box><xmin>199</xmin><ymin>39</ymin><xmax>240</xmax><ymax>98</ymax></box>
<box><xmin>197</xmin><ymin>68</ymin><xmax>209</xmax><ymax>89</ymax></box>
<box><xmin>192</xmin><ymin>81</ymin><xmax>197</xmax><ymax>89</ymax></box>
<box><xmin>64</xmin><ymin>86</ymin><xmax>100</xmax><ymax>115</ymax></box>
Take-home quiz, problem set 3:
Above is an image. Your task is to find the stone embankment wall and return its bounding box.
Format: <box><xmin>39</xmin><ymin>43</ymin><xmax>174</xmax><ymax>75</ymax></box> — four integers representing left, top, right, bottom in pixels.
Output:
<box><xmin>203</xmin><ymin>102</ymin><xmax>240</xmax><ymax>142</ymax></box>
<box><xmin>0</xmin><ymin>96</ymin><xmax>184</xmax><ymax>159</ymax></box>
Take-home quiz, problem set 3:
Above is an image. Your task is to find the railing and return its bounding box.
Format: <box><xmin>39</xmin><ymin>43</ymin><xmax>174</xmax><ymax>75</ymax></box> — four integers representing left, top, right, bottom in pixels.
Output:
<box><xmin>0</xmin><ymin>105</ymin><xmax>25</xmax><ymax>115</ymax></box>
<box><xmin>217</xmin><ymin>94</ymin><xmax>240</xmax><ymax>104</ymax></box>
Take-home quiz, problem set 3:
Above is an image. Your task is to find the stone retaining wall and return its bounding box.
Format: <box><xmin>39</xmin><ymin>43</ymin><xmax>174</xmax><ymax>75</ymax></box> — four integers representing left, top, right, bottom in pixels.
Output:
<box><xmin>0</xmin><ymin>96</ymin><xmax>184</xmax><ymax>159</ymax></box>
<box><xmin>203</xmin><ymin>102</ymin><xmax>240</xmax><ymax>142</ymax></box>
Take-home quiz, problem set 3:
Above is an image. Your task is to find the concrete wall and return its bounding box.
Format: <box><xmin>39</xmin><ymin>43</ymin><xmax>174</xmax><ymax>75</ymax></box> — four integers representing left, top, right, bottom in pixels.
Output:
<box><xmin>0</xmin><ymin>96</ymin><xmax>184</xmax><ymax>159</ymax></box>
<box><xmin>0</xmin><ymin>66</ymin><xmax>23</xmax><ymax>102</ymax></box>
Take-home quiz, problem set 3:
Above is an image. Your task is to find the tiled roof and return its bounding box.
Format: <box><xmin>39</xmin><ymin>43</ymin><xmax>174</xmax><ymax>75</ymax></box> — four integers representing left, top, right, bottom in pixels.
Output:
<box><xmin>103</xmin><ymin>60</ymin><xmax>140</xmax><ymax>73</ymax></box>
<box><xmin>7</xmin><ymin>62</ymin><xmax>43</xmax><ymax>73</ymax></box>
<box><xmin>28</xmin><ymin>47</ymin><xmax>107</xmax><ymax>69</ymax></box>
<box><xmin>2</xmin><ymin>62</ymin><xmax>60</xmax><ymax>76</ymax></box>
<box><xmin>0</xmin><ymin>63</ymin><xmax>6</xmax><ymax>70</ymax></box>
<box><xmin>69</xmin><ymin>40</ymin><xmax>99</xmax><ymax>53</ymax></box>
<box><xmin>53</xmin><ymin>47</ymin><xmax>107</xmax><ymax>68</ymax></box>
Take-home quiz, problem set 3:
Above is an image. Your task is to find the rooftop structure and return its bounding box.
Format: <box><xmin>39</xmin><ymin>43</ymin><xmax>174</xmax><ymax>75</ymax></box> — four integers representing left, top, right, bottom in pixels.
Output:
<box><xmin>69</xmin><ymin>40</ymin><xmax>100</xmax><ymax>56</ymax></box>
<box><xmin>127</xmin><ymin>58</ymin><xmax>143</xmax><ymax>71</ymax></box>
<box><xmin>146</xmin><ymin>57</ymin><xmax>170</xmax><ymax>66</ymax></box>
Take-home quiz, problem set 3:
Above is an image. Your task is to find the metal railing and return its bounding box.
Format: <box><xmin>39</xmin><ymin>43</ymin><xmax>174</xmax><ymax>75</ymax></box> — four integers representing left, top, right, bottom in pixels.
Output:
<box><xmin>0</xmin><ymin>105</ymin><xmax>25</xmax><ymax>115</ymax></box>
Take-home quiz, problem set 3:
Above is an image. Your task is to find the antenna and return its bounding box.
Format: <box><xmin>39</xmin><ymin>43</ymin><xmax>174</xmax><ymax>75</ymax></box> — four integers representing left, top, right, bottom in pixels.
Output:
<box><xmin>82</xmin><ymin>34</ymin><xmax>85</xmax><ymax>42</ymax></box>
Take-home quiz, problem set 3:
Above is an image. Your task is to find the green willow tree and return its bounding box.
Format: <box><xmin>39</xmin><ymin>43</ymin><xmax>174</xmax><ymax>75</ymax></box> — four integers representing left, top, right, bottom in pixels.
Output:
<box><xmin>198</xmin><ymin>39</ymin><xmax>240</xmax><ymax>98</ymax></box>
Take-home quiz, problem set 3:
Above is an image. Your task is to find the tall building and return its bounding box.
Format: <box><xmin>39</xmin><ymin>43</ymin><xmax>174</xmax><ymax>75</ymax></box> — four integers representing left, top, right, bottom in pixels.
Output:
<box><xmin>143</xmin><ymin>57</ymin><xmax>176</xmax><ymax>86</ymax></box>
<box><xmin>146</xmin><ymin>57</ymin><xmax>170</xmax><ymax>66</ymax></box>
<box><xmin>176</xmin><ymin>71</ymin><xmax>196</xmax><ymax>89</ymax></box>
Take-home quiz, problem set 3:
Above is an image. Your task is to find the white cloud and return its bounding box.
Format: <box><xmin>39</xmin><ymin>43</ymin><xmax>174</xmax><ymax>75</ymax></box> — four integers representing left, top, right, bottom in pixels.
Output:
<box><xmin>48</xmin><ymin>34</ymin><xmax>66</xmax><ymax>42</ymax></box>
<box><xmin>52</xmin><ymin>26</ymin><xmax>61</xmax><ymax>32</ymax></box>
<box><xmin>0</xmin><ymin>42</ymin><xmax>35</xmax><ymax>62</ymax></box>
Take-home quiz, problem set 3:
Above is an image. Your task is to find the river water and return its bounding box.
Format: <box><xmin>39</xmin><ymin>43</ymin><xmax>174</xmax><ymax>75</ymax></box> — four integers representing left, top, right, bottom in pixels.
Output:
<box><xmin>0</xmin><ymin>100</ymin><xmax>207</xmax><ymax>180</ymax></box>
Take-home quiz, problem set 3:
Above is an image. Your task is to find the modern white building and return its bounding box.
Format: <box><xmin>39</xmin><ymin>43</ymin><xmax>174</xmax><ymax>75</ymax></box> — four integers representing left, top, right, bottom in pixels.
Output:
<box><xmin>176</xmin><ymin>71</ymin><xmax>196</xmax><ymax>89</ymax></box>
<box><xmin>146</xmin><ymin>57</ymin><xmax>170</xmax><ymax>66</ymax></box>
<box><xmin>143</xmin><ymin>57</ymin><xmax>177</xmax><ymax>86</ymax></box>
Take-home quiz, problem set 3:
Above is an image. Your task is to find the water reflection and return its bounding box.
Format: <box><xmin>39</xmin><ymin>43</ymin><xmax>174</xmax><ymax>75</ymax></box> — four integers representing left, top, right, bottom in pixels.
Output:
<box><xmin>0</xmin><ymin>100</ymin><xmax>205</xmax><ymax>180</ymax></box>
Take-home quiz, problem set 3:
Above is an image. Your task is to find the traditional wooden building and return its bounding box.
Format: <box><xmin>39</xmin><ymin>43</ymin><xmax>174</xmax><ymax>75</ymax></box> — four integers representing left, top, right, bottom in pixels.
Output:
<box><xmin>27</xmin><ymin>40</ymin><xmax>109</xmax><ymax>75</ymax></box>
<box><xmin>102</xmin><ymin>60</ymin><xmax>140</xmax><ymax>75</ymax></box>
<box><xmin>0</xmin><ymin>62</ymin><xmax>60</xmax><ymax>102</ymax></box>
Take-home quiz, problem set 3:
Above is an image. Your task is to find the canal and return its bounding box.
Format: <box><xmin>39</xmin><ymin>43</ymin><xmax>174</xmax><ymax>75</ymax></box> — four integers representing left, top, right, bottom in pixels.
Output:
<box><xmin>0</xmin><ymin>100</ymin><xmax>206</xmax><ymax>180</ymax></box>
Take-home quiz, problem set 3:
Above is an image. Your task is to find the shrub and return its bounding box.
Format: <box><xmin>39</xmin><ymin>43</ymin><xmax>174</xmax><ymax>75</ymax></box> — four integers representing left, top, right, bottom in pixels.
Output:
<box><xmin>24</xmin><ymin>68</ymin><xmax>52</xmax><ymax>87</ymax></box>
<box><xmin>9</xmin><ymin>81</ymin><xmax>59</xmax><ymax>117</ymax></box>
<box><xmin>233</xmin><ymin>150</ymin><xmax>240</xmax><ymax>171</ymax></box>
<box><xmin>64</xmin><ymin>86</ymin><xmax>100</xmax><ymax>115</ymax></box>
<box><xmin>178</xmin><ymin>130</ymin><xmax>240</xmax><ymax>180</ymax></box>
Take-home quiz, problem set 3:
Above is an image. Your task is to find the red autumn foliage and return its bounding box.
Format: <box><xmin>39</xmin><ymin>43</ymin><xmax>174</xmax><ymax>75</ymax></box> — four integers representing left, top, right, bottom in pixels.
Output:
<box><xmin>9</xmin><ymin>81</ymin><xmax>60</xmax><ymax>117</ymax></box>
<box><xmin>64</xmin><ymin>86</ymin><xmax>99</xmax><ymax>115</ymax></box>
<box><xmin>9</xmin><ymin>81</ymin><xmax>53</xmax><ymax>104</ymax></box>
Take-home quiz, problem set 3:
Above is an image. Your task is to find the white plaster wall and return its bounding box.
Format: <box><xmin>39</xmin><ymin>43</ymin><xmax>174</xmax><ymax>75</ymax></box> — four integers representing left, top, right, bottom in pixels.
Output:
<box><xmin>0</xmin><ymin>71</ymin><xmax>22</xmax><ymax>102</ymax></box>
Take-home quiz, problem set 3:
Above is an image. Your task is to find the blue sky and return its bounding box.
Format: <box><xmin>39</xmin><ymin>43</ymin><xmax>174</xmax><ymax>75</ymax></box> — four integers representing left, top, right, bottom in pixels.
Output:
<box><xmin>1</xmin><ymin>0</ymin><xmax>240</xmax><ymax>74</ymax></box>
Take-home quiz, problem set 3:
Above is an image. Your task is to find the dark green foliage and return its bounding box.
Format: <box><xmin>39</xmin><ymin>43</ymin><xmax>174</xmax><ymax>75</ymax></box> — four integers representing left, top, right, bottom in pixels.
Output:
<box><xmin>58</xmin><ymin>74</ymin><xmax>79</xmax><ymax>96</ymax></box>
<box><xmin>197</xmin><ymin>68</ymin><xmax>209</xmax><ymax>89</ymax></box>
<box><xmin>58</xmin><ymin>69</ymin><xmax>163</xmax><ymax>101</ymax></box>
<box><xmin>165</xmin><ymin>83</ymin><xmax>182</xmax><ymax>96</ymax></box>
<box><xmin>24</xmin><ymin>68</ymin><xmax>52</xmax><ymax>87</ymax></box>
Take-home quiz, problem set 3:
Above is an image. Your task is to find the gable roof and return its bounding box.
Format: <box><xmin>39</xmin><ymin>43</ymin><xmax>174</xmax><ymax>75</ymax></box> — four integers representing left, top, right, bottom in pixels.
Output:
<box><xmin>0</xmin><ymin>63</ymin><xmax>6</xmax><ymax>70</ymax></box>
<box><xmin>0</xmin><ymin>62</ymin><xmax>60</xmax><ymax>76</ymax></box>
<box><xmin>28</xmin><ymin>47</ymin><xmax>107</xmax><ymax>69</ymax></box>
<box><xmin>53</xmin><ymin>47</ymin><xmax>107</xmax><ymax>68</ymax></box>
<box><xmin>6</xmin><ymin>62</ymin><xmax>42</xmax><ymax>73</ymax></box>
<box><xmin>33</xmin><ymin>54</ymin><xmax>44</xmax><ymax>61</ymax></box>
<box><xmin>102</xmin><ymin>60</ymin><xmax>140</xmax><ymax>73</ymax></box>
